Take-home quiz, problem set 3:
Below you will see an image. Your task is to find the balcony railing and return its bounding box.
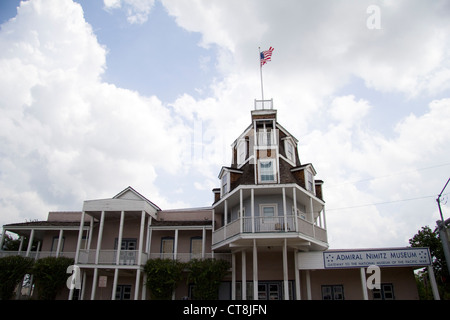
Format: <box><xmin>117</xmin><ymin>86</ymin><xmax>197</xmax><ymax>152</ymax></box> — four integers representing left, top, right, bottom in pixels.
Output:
<box><xmin>256</xmin><ymin>130</ymin><xmax>277</xmax><ymax>147</ymax></box>
<box><xmin>212</xmin><ymin>215</ymin><xmax>327</xmax><ymax>245</ymax></box>
<box><xmin>78</xmin><ymin>250</ymin><xmax>146</xmax><ymax>266</ymax></box>
<box><xmin>0</xmin><ymin>251</ymin><xmax>76</xmax><ymax>259</ymax></box>
<box><xmin>148</xmin><ymin>253</ymin><xmax>232</xmax><ymax>264</ymax></box>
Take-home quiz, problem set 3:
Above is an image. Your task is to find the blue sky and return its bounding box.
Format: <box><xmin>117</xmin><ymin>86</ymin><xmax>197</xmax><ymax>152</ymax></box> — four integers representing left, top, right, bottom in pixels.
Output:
<box><xmin>1</xmin><ymin>0</ymin><xmax>450</xmax><ymax>249</ymax></box>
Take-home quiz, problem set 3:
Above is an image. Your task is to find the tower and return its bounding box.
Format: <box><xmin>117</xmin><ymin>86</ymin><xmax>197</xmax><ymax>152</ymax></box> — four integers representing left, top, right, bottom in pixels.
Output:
<box><xmin>211</xmin><ymin>99</ymin><xmax>328</xmax><ymax>300</ymax></box>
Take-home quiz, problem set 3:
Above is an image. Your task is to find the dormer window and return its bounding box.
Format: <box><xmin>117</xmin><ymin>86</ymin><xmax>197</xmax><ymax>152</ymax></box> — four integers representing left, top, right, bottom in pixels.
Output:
<box><xmin>237</xmin><ymin>139</ymin><xmax>246</xmax><ymax>167</ymax></box>
<box><xmin>285</xmin><ymin>139</ymin><xmax>295</xmax><ymax>163</ymax></box>
<box><xmin>222</xmin><ymin>172</ymin><xmax>229</xmax><ymax>195</ymax></box>
<box><xmin>307</xmin><ymin>170</ymin><xmax>314</xmax><ymax>193</ymax></box>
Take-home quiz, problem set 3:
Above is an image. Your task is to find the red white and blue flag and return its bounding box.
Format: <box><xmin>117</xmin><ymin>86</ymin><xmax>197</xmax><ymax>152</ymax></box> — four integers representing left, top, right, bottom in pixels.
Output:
<box><xmin>260</xmin><ymin>46</ymin><xmax>274</xmax><ymax>66</ymax></box>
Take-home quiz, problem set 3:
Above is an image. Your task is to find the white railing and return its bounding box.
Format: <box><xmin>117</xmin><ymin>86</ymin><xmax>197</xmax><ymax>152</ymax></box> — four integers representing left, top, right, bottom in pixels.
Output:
<box><xmin>213</xmin><ymin>215</ymin><xmax>327</xmax><ymax>245</ymax></box>
<box><xmin>78</xmin><ymin>250</ymin><xmax>147</xmax><ymax>266</ymax></box>
<box><xmin>254</xmin><ymin>99</ymin><xmax>273</xmax><ymax>110</ymax></box>
<box><xmin>148</xmin><ymin>252</ymin><xmax>231</xmax><ymax>263</ymax></box>
<box><xmin>0</xmin><ymin>251</ymin><xmax>76</xmax><ymax>259</ymax></box>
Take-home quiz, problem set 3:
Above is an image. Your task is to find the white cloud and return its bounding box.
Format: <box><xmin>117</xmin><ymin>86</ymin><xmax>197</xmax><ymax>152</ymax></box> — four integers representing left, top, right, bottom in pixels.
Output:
<box><xmin>103</xmin><ymin>0</ymin><xmax>155</xmax><ymax>24</ymax></box>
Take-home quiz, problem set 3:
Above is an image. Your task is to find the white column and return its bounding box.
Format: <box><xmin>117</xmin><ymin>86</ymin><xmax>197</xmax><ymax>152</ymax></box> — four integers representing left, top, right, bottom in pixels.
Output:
<box><xmin>87</xmin><ymin>216</ymin><xmax>94</xmax><ymax>251</ymax></box>
<box><xmin>283</xmin><ymin>239</ymin><xmax>289</xmax><ymax>299</ymax></box>
<box><xmin>360</xmin><ymin>267</ymin><xmax>368</xmax><ymax>300</ymax></box>
<box><xmin>174</xmin><ymin>229</ymin><xmax>178</xmax><ymax>260</ymax></box>
<box><xmin>0</xmin><ymin>228</ymin><xmax>6</xmax><ymax>251</ymax></box>
<box><xmin>294</xmin><ymin>250</ymin><xmax>301</xmax><ymax>300</ymax></box>
<box><xmin>202</xmin><ymin>227</ymin><xmax>206</xmax><ymax>259</ymax></box>
<box><xmin>293</xmin><ymin>188</ymin><xmax>298</xmax><ymax>232</ymax></box>
<box><xmin>91</xmin><ymin>268</ymin><xmax>98</xmax><ymax>300</ymax></box>
<box><xmin>26</xmin><ymin>229</ymin><xmax>34</xmax><ymax>257</ymax></box>
<box><xmin>428</xmin><ymin>265</ymin><xmax>440</xmax><ymax>300</ymax></box>
<box><xmin>80</xmin><ymin>271</ymin><xmax>87</xmax><ymax>300</ymax></box>
<box><xmin>242</xmin><ymin>250</ymin><xmax>247</xmax><ymax>300</ymax></box>
<box><xmin>18</xmin><ymin>236</ymin><xmax>24</xmax><ymax>253</ymax></box>
<box><xmin>251</xmin><ymin>188</ymin><xmax>255</xmax><ymax>233</ymax></box>
<box><xmin>282</xmin><ymin>187</ymin><xmax>287</xmax><ymax>232</ymax></box>
<box><xmin>116</xmin><ymin>211</ymin><xmax>125</xmax><ymax>265</ymax></box>
<box><xmin>231</xmin><ymin>252</ymin><xmax>236</xmax><ymax>300</ymax></box>
<box><xmin>134</xmin><ymin>269</ymin><xmax>141</xmax><ymax>300</ymax></box>
<box><xmin>95</xmin><ymin>211</ymin><xmax>105</xmax><ymax>264</ymax></box>
<box><xmin>240</xmin><ymin>189</ymin><xmax>243</xmax><ymax>233</ymax></box>
<box><xmin>112</xmin><ymin>268</ymin><xmax>119</xmax><ymax>300</ymax></box>
<box><xmin>309</xmin><ymin>197</ymin><xmax>314</xmax><ymax>224</ymax></box>
<box><xmin>146</xmin><ymin>217</ymin><xmax>152</xmax><ymax>254</ymax></box>
<box><xmin>56</xmin><ymin>229</ymin><xmax>64</xmax><ymax>258</ymax></box>
<box><xmin>224</xmin><ymin>200</ymin><xmax>228</xmax><ymax>239</ymax></box>
<box><xmin>253</xmin><ymin>239</ymin><xmax>258</xmax><ymax>300</ymax></box>
<box><xmin>74</xmin><ymin>211</ymin><xmax>86</xmax><ymax>263</ymax></box>
<box><xmin>322</xmin><ymin>206</ymin><xmax>328</xmax><ymax>230</ymax></box>
<box><xmin>138</xmin><ymin>211</ymin><xmax>145</xmax><ymax>266</ymax></box>
<box><xmin>305</xmin><ymin>270</ymin><xmax>311</xmax><ymax>300</ymax></box>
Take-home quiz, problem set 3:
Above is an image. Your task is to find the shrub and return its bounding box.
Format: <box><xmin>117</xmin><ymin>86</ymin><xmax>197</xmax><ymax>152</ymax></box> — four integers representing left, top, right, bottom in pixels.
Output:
<box><xmin>186</xmin><ymin>258</ymin><xmax>230</xmax><ymax>300</ymax></box>
<box><xmin>32</xmin><ymin>256</ymin><xmax>74</xmax><ymax>300</ymax></box>
<box><xmin>0</xmin><ymin>255</ymin><xmax>34</xmax><ymax>300</ymax></box>
<box><xmin>144</xmin><ymin>258</ymin><xmax>185</xmax><ymax>300</ymax></box>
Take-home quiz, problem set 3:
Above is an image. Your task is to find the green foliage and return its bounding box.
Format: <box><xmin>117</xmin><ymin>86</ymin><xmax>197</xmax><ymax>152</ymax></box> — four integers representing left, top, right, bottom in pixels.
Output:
<box><xmin>0</xmin><ymin>255</ymin><xmax>34</xmax><ymax>300</ymax></box>
<box><xmin>144</xmin><ymin>258</ymin><xmax>185</xmax><ymax>300</ymax></box>
<box><xmin>32</xmin><ymin>256</ymin><xmax>74</xmax><ymax>300</ymax></box>
<box><xmin>186</xmin><ymin>258</ymin><xmax>230</xmax><ymax>300</ymax></box>
<box><xmin>409</xmin><ymin>225</ymin><xmax>450</xmax><ymax>299</ymax></box>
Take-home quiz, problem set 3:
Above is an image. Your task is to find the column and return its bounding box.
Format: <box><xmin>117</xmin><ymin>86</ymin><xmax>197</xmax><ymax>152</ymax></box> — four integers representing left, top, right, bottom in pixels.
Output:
<box><xmin>202</xmin><ymin>227</ymin><xmax>206</xmax><ymax>259</ymax></box>
<box><xmin>360</xmin><ymin>268</ymin><xmax>368</xmax><ymax>300</ymax></box>
<box><xmin>224</xmin><ymin>200</ymin><xmax>228</xmax><ymax>239</ymax></box>
<box><xmin>231</xmin><ymin>252</ymin><xmax>236</xmax><ymax>300</ymax></box>
<box><xmin>240</xmin><ymin>189</ymin><xmax>243</xmax><ymax>233</ymax></box>
<box><xmin>294</xmin><ymin>250</ymin><xmax>301</xmax><ymax>300</ymax></box>
<box><xmin>0</xmin><ymin>228</ymin><xmax>6</xmax><ymax>251</ymax></box>
<box><xmin>251</xmin><ymin>188</ymin><xmax>255</xmax><ymax>233</ymax></box>
<box><xmin>428</xmin><ymin>265</ymin><xmax>440</xmax><ymax>300</ymax></box>
<box><xmin>282</xmin><ymin>187</ymin><xmax>287</xmax><ymax>232</ymax></box>
<box><xmin>87</xmin><ymin>216</ymin><xmax>94</xmax><ymax>252</ymax></box>
<box><xmin>116</xmin><ymin>211</ymin><xmax>125</xmax><ymax>265</ymax></box>
<box><xmin>174</xmin><ymin>229</ymin><xmax>179</xmax><ymax>260</ymax></box>
<box><xmin>112</xmin><ymin>268</ymin><xmax>119</xmax><ymax>300</ymax></box>
<box><xmin>283</xmin><ymin>239</ymin><xmax>289</xmax><ymax>299</ymax></box>
<box><xmin>95</xmin><ymin>211</ymin><xmax>105</xmax><ymax>264</ymax></box>
<box><xmin>56</xmin><ymin>229</ymin><xmax>64</xmax><ymax>258</ymax></box>
<box><xmin>137</xmin><ymin>211</ymin><xmax>146</xmax><ymax>266</ymax></box>
<box><xmin>135</xmin><ymin>269</ymin><xmax>141</xmax><ymax>300</ymax></box>
<box><xmin>322</xmin><ymin>206</ymin><xmax>327</xmax><ymax>230</ymax></box>
<box><xmin>74</xmin><ymin>211</ymin><xmax>86</xmax><ymax>264</ymax></box>
<box><xmin>242</xmin><ymin>250</ymin><xmax>247</xmax><ymax>300</ymax></box>
<box><xmin>305</xmin><ymin>270</ymin><xmax>311</xmax><ymax>300</ymax></box>
<box><xmin>91</xmin><ymin>268</ymin><xmax>98</xmax><ymax>300</ymax></box>
<box><xmin>293</xmin><ymin>188</ymin><xmax>298</xmax><ymax>232</ymax></box>
<box><xmin>26</xmin><ymin>229</ymin><xmax>34</xmax><ymax>257</ymax></box>
<box><xmin>253</xmin><ymin>239</ymin><xmax>258</xmax><ymax>300</ymax></box>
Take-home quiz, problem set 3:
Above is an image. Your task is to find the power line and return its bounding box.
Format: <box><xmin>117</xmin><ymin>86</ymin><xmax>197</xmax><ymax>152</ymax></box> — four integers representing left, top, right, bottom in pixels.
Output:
<box><xmin>326</xmin><ymin>162</ymin><xmax>450</xmax><ymax>189</ymax></box>
<box><xmin>327</xmin><ymin>193</ymin><xmax>449</xmax><ymax>212</ymax></box>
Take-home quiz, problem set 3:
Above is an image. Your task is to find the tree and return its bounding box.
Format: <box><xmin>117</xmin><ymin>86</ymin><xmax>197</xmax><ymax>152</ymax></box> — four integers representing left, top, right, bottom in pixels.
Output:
<box><xmin>0</xmin><ymin>255</ymin><xmax>34</xmax><ymax>300</ymax></box>
<box><xmin>409</xmin><ymin>225</ymin><xmax>450</xmax><ymax>299</ymax></box>
<box><xmin>186</xmin><ymin>258</ymin><xmax>230</xmax><ymax>300</ymax></box>
<box><xmin>32</xmin><ymin>256</ymin><xmax>74</xmax><ymax>300</ymax></box>
<box><xmin>144</xmin><ymin>258</ymin><xmax>185</xmax><ymax>300</ymax></box>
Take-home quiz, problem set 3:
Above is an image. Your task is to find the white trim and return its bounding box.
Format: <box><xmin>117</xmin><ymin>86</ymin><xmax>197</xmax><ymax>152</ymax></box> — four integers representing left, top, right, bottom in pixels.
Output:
<box><xmin>257</xmin><ymin>159</ymin><xmax>277</xmax><ymax>183</ymax></box>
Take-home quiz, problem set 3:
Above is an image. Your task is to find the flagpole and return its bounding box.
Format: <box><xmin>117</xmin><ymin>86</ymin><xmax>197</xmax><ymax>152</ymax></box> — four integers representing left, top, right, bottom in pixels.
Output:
<box><xmin>259</xmin><ymin>47</ymin><xmax>264</xmax><ymax>102</ymax></box>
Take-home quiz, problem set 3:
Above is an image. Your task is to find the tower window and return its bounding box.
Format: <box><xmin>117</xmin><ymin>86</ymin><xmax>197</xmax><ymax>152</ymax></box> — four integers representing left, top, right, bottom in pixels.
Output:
<box><xmin>258</xmin><ymin>159</ymin><xmax>276</xmax><ymax>183</ymax></box>
<box><xmin>285</xmin><ymin>140</ymin><xmax>295</xmax><ymax>163</ymax></box>
<box><xmin>237</xmin><ymin>140</ymin><xmax>246</xmax><ymax>166</ymax></box>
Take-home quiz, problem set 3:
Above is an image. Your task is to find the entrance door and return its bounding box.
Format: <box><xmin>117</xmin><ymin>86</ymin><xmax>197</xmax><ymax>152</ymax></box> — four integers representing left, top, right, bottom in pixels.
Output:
<box><xmin>258</xmin><ymin>282</ymin><xmax>281</xmax><ymax>300</ymax></box>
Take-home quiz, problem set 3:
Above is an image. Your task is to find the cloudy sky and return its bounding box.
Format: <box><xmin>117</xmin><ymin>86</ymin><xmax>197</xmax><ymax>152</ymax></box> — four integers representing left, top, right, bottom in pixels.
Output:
<box><xmin>1</xmin><ymin>0</ymin><xmax>450</xmax><ymax>249</ymax></box>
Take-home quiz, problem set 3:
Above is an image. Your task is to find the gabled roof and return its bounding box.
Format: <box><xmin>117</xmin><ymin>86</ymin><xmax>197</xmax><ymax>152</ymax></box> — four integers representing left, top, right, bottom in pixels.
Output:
<box><xmin>112</xmin><ymin>186</ymin><xmax>161</xmax><ymax>211</ymax></box>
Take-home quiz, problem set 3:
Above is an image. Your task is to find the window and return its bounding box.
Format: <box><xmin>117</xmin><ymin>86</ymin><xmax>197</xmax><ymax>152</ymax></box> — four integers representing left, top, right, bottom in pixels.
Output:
<box><xmin>190</xmin><ymin>237</ymin><xmax>202</xmax><ymax>259</ymax></box>
<box><xmin>307</xmin><ymin>170</ymin><xmax>314</xmax><ymax>193</ymax></box>
<box><xmin>373</xmin><ymin>283</ymin><xmax>395</xmax><ymax>300</ymax></box>
<box><xmin>258</xmin><ymin>159</ymin><xmax>276</xmax><ymax>183</ymax></box>
<box><xmin>115</xmin><ymin>285</ymin><xmax>132</xmax><ymax>300</ymax></box>
<box><xmin>237</xmin><ymin>140</ymin><xmax>246</xmax><ymax>166</ymax></box>
<box><xmin>321</xmin><ymin>285</ymin><xmax>344</xmax><ymax>300</ymax></box>
<box><xmin>285</xmin><ymin>140</ymin><xmax>295</xmax><ymax>163</ymax></box>
<box><xmin>222</xmin><ymin>172</ymin><xmax>229</xmax><ymax>195</ymax></box>
<box><xmin>292</xmin><ymin>207</ymin><xmax>306</xmax><ymax>220</ymax></box>
<box><xmin>161</xmin><ymin>237</ymin><xmax>174</xmax><ymax>259</ymax></box>
<box><xmin>51</xmin><ymin>236</ymin><xmax>64</xmax><ymax>253</ymax></box>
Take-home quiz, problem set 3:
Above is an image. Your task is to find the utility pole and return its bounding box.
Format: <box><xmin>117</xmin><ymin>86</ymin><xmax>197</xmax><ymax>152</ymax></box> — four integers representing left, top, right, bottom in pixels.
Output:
<box><xmin>436</xmin><ymin>177</ymin><xmax>450</xmax><ymax>275</ymax></box>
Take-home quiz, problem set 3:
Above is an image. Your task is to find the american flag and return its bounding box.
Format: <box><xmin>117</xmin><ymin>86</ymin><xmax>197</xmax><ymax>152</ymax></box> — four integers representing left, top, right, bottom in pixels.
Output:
<box><xmin>260</xmin><ymin>46</ymin><xmax>274</xmax><ymax>67</ymax></box>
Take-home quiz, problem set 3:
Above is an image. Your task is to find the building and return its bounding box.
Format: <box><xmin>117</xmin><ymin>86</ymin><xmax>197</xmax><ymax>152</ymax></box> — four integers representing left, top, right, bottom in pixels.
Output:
<box><xmin>0</xmin><ymin>100</ymin><xmax>439</xmax><ymax>300</ymax></box>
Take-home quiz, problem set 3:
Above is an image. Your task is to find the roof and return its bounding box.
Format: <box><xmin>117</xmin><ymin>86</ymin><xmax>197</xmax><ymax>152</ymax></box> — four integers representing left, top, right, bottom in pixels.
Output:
<box><xmin>113</xmin><ymin>186</ymin><xmax>161</xmax><ymax>211</ymax></box>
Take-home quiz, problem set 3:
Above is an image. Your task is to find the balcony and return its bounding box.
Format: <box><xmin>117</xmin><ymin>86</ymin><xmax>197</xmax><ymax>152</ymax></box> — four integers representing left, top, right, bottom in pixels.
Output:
<box><xmin>212</xmin><ymin>215</ymin><xmax>327</xmax><ymax>248</ymax></box>
<box><xmin>256</xmin><ymin>130</ymin><xmax>277</xmax><ymax>147</ymax></box>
